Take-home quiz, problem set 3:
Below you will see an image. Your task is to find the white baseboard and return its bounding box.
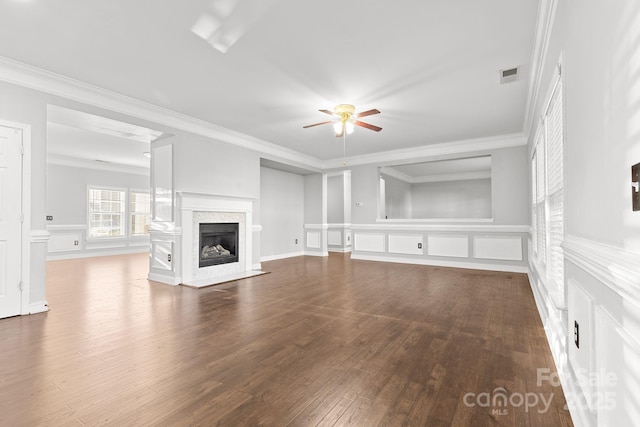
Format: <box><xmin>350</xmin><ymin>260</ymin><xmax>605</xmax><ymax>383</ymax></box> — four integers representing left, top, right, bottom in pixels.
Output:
<box><xmin>328</xmin><ymin>247</ymin><xmax>352</xmax><ymax>253</ymax></box>
<box><xmin>252</xmin><ymin>263</ymin><xmax>262</xmax><ymax>270</ymax></box>
<box><xmin>304</xmin><ymin>251</ymin><xmax>329</xmax><ymax>257</ymax></box>
<box><xmin>147</xmin><ymin>272</ymin><xmax>180</xmax><ymax>286</ymax></box>
<box><xmin>350</xmin><ymin>254</ymin><xmax>528</xmax><ymax>273</ymax></box>
<box><xmin>46</xmin><ymin>246</ymin><xmax>149</xmax><ymax>261</ymax></box>
<box><xmin>29</xmin><ymin>300</ymin><xmax>49</xmax><ymax>314</ymax></box>
<box><xmin>260</xmin><ymin>251</ymin><xmax>304</xmax><ymax>262</ymax></box>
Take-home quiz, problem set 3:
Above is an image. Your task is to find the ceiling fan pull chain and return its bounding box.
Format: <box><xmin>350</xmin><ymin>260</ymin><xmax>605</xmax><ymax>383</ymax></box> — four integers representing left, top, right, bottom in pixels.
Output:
<box><xmin>343</xmin><ymin>132</ymin><xmax>347</xmax><ymax>166</ymax></box>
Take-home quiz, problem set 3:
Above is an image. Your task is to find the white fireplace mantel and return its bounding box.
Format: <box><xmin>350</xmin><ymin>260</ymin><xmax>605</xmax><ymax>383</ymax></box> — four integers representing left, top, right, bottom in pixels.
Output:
<box><xmin>178</xmin><ymin>192</ymin><xmax>257</xmax><ymax>287</ymax></box>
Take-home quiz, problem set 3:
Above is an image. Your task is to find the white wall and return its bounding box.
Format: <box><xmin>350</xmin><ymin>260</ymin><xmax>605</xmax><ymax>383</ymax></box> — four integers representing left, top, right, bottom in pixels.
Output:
<box><xmin>260</xmin><ymin>167</ymin><xmax>304</xmax><ymax>259</ymax></box>
<box><xmin>350</xmin><ymin>145</ymin><xmax>528</xmax><ymax>226</ymax></box>
<box><xmin>46</xmin><ymin>163</ymin><xmax>150</xmax><ymax>258</ymax></box>
<box><xmin>47</xmin><ymin>163</ymin><xmax>149</xmax><ymax>225</ymax></box>
<box><xmin>410</xmin><ymin>178</ymin><xmax>491</xmax><ymax>219</ymax></box>
<box><xmin>527</xmin><ymin>1</ymin><xmax>640</xmax><ymax>425</ymax></box>
<box><xmin>381</xmin><ymin>173</ymin><xmax>411</xmax><ymax>219</ymax></box>
<box><xmin>327</xmin><ymin>174</ymin><xmax>344</xmax><ymax>224</ymax></box>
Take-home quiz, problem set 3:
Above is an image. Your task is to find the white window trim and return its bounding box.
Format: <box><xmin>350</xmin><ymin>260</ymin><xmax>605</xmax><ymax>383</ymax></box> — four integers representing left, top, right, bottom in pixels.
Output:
<box><xmin>87</xmin><ymin>185</ymin><xmax>128</xmax><ymax>241</ymax></box>
<box><xmin>129</xmin><ymin>188</ymin><xmax>151</xmax><ymax>238</ymax></box>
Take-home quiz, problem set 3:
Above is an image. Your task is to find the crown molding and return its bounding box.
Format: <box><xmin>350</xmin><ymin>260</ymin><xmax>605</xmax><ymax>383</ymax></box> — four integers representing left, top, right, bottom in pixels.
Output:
<box><xmin>523</xmin><ymin>0</ymin><xmax>558</xmax><ymax>139</ymax></box>
<box><xmin>0</xmin><ymin>56</ymin><xmax>323</xmax><ymax>170</ymax></box>
<box><xmin>323</xmin><ymin>133</ymin><xmax>527</xmax><ymax>170</ymax></box>
<box><xmin>380</xmin><ymin>166</ymin><xmax>491</xmax><ymax>184</ymax></box>
<box><xmin>47</xmin><ymin>154</ymin><xmax>150</xmax><ymax>176</ymax></box>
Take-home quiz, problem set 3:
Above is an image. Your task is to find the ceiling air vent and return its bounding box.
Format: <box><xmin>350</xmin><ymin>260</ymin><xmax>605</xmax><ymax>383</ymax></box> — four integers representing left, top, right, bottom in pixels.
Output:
<box><xmin>500</xmin><ymin>67</ymin><xmax>520</xmax><ymax>84</ymax></box>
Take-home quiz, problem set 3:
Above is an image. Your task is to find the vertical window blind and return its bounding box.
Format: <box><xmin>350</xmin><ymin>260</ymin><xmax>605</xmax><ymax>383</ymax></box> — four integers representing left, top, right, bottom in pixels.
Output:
<box><xmin>532</xmin><ymin>71</ymin><xmax>564</xmax><ymax>291</ymax></box>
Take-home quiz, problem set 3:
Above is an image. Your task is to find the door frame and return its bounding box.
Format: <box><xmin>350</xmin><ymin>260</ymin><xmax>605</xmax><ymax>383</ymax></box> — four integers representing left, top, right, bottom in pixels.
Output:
<box><xmin>0</xmin><ymin>119</ymin><xmax>32</xmax><ymax>315</ymax></box>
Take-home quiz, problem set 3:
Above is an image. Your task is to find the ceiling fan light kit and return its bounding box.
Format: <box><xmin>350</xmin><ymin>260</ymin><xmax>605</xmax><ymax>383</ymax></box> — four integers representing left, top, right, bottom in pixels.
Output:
<box><xmin>303</xmin><ymin>104</ymin><xmax>382</xmax><ymax>137</ymax></box>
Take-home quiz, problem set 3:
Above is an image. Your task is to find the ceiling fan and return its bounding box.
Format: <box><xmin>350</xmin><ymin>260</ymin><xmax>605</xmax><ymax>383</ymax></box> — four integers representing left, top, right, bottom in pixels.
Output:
<box><xmin>303</xmin><ymin>104</ymin><xmax>382</xmax><ymax>137</ymax></box>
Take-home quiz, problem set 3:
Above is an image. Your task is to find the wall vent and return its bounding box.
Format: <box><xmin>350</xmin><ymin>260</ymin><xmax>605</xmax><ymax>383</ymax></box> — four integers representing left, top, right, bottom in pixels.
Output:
<box><xmin>500</xmin><ymin>67</ymin><xmax>520</xmax><ymax>84</ymax></box>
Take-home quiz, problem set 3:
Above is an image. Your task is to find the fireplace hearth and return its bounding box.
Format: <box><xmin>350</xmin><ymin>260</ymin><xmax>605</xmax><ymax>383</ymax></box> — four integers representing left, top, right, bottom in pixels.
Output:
<box><xmin>199</xmin><ymin>223</ymin><xmax>239</xmax><ymax>268</ymax></box>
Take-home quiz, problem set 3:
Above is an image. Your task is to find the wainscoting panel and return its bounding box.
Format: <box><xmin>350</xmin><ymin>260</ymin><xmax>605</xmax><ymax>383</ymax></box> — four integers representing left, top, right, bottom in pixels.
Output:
<box><xmin>48</xmin><ymin>233</ymin><xmax>82</xmax><ymax>253</ymax></box>
<box><xmin>354</xmin><ymin>233</ymin><xmax>385</xmax><ymax>253</ymax></box>
<box><xmin>473</xmin><ymin>236</ymin><xmax>523</xmax><ymax>261</ymax></box>
<box><xmin>388</xmin><ymin>234</ymin><xmax>423</xmax><ymax>255</ymax></box>
<box><xmin>306</xmin><ymin>231</ymin><xmax>321</xmax><ymax>249</ymax></box>
<box><xmin>567</xmin><ymin>279</ymin><xmax>595</xmax><ymax>409</ymax></box>
<box><xmin>151</xmin><ymin>241</ymin><xmax>173</xmax><ymax>271</ymax></box>
<box><xmin>427</xmin><ymin>235</ymin><xmax>468</xmax><ymax>258</ymax></box>
<box><xmin>595</xmin><ymin>306</ymin><xmax>640</xmax><ymax>426</ymax></box>
<box><xmin>327</xmin><ymin>230</ymin><xmax>342</xmax><ymax>246</ymax></box>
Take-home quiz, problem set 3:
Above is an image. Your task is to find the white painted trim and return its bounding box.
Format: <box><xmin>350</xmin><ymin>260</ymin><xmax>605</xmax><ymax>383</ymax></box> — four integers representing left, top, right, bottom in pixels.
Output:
<box><xmin>30</xmin><ymin>230</ymin><xmax>51</xmax><ymax>243</ymax></box>
<box><xmin>304</xmin><ymin>223</ymin><xmax>329</xmax><ymax>230</ymax></box>
<box><xmin>563</xmin><ymin>235</ymin><xmax>640</xmax><ymax>308</ymax></box>
<box><xmin>323</xmin><ymin>133</ymin><xmax>527</xmax><ymax>169</ymax></box>
<box><xmin>375</xmin><ymin>218</ymin><xmax>495</xmax><ymax>225</ymax></box>
<box><xmin>16</xmin><ymin>122</ymin><xmax>33</xmax><ymax>316</ymax></box>
<box><xmin>303</xmin><ymin>251</ymin><xmax>329</xmax><ymax>257</ymax></box>
<box><xmin>148</xmin><ymin>271</ymin><xmax>181</xmax><ymax>286</ymax></box>
<box><xmin>326</xmin><ymin>223</ymin><xmax>351</xmax><ymax>228</ymax></box>
<box><xmin>0</xmin><ymin>56</ymin><xmax>323</xmax><ymax>171</ymax></box>
<box><xmin>523</xmin><ymin>0</ymin><xmax>558</xmax><ymax>137</ymax></box>
<box><xmin>353</xmin><ymin>223</ymin><xmax>529</xmax><ymax>233</ymax></box>
<box><xmin>29</xmin><ymin>301</ymin><xmax>49</xmax><ymax>314</ymax></box>
<box><xmin>260</xmin><ymin>251</ymin><xmax>304</xmax><ymax>262</ymax></box>
<box><xmin>46</xmin><ymin>224</ymin><xmax>87</xmax><ymax>231</ymax></box>
<box><xmin>47</xmin><ymin>154</ymin><xmax>150</xmax><ymax>176</ymax></box>
<box><xmin>351</xmin><ymin>254</ymin><xmax>529</xmax><ymax>273</ymax></box>
<box><xmin>380</xmin><ymin>166</ymin><xmax>491</xmax><ymax>184</ymax></box>
<box><xmin>252</xmin><ymin>263</ymin><xmax>262</xmax><ymax>270</ymax></box>
<box><xmin>412</xmin><ymin>171</ymin><xmax>491</xmax><ymax>184</ymax></box>
<box><xmin>46</xmin><ymin>246</ymin><xmax>149</xmax><ymax>261</ymax></box>
<box><xmin>328</xmin><ymin>248</ymin><xmax>352</xmax><ymax>253</ymax></box>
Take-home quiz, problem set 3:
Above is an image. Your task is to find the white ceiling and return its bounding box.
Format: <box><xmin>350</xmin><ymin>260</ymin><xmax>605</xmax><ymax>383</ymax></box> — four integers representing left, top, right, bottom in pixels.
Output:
<box><xmin>0</xmin><ymin>0</ymin><xmax>539</xmax><ymax>163</ymax></box>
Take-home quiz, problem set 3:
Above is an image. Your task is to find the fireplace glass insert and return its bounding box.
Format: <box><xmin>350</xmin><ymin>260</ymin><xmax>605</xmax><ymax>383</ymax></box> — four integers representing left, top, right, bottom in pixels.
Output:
<box><xmin>199</xmin><ymin>223</ymin><xmax>239</xmax><ymax>268</ymax></box>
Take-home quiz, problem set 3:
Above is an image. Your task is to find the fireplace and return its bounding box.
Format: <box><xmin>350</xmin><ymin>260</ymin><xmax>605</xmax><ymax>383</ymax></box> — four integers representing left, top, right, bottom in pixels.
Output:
<box><xmin>199</xmin><ymin>222</ymin><xmax>239</xmax><ymax>268</ymax></box>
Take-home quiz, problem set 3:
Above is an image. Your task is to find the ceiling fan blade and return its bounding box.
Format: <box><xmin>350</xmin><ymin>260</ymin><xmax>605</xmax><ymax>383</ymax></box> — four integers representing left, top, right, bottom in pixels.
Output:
<box><xmin>303</xmin><ymin>120</ymin><xmax>334</xmax><ymax>129</ymax></box>
<box><xmin>319</xmin><ymin>109</ymin><xmax>336</xmax><ymax>116</ymax></box>
<box><xmin>354</xmin><ymin>120</ymin><xmax>382</xmax><ymax>132</ymax></box>
<box><xmin>355</xmin><ymin>109</ymin><xmax>380</xmax><ymax>118</ymax></box>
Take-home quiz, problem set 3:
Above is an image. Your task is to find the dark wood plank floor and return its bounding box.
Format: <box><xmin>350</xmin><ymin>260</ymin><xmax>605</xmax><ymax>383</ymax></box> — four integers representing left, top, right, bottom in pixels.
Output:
<box><xmin>0</xmin><ymin>253</ymin><xmax>573</xmax><ymax>426</ymax></box>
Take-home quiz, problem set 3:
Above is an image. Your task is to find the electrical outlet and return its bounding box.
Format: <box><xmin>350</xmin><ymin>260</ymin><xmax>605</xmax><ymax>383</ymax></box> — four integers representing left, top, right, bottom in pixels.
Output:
<box><xmin>74</xmin><ymin>240</ymin><xmax>79</xmax><ymax>246</ymax></box>
<box><xmin>295</xmin><ymin>238</ymin><xmax>298</xmax><ymax>244</ymax></box>
<box><xmin>46</xmin><ymin>215</ymin><xmax>53</xmax><ymax>221</ymax></box>
<box><xmin>418</xmin><ymin>243</ymin><xmax>422</xmax><ymax>249</ymax></box>
<box><xmin>355</xmin><ymin>201</ymin><xmax>363</xmax><ymax>207</ymax></box>
<box><xmin>167</xmin><ymin>254</ymin><xmax>172</xmax><ymax>262</ymax></box>
<box><xmin>574</xmin><ymin>320</ymin><xmax>580</xmax><ymax>348</ymax></box>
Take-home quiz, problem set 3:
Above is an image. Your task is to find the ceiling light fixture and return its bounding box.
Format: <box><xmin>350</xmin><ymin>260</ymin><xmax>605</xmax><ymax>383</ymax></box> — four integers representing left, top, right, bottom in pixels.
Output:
<box><xmin>303</xmin><ymin>104</ymin><xmax>382</xmax><ymax>165</ymax></box>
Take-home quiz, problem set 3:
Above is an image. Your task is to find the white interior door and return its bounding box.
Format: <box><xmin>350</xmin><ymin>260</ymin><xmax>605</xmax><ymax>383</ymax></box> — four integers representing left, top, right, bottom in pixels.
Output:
<box><xmin>0</xmin><ymin>125</ymin><xmax>23</xmax><ymax>318</ymax></box>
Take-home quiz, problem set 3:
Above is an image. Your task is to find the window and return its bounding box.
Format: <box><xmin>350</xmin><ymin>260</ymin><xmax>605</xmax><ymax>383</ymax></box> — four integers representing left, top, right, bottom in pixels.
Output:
<box><xmin>88</xmin><ymin>188</ymin><xmax>151</xmax><ymax>239</ymax></box>
<box><xmin>88</xmin><ymin>188</ymin><xmax>125</xmax><ymax>238</ymax></box>
<box><xmin>130</xmin><ymin>191</ymin><xmax>151</xmax><ymax>236</ymax></box>
<box><xmin>531</xmin><ymin>65</ymin><xmax>564</xmax><ymax>291</ymax></box>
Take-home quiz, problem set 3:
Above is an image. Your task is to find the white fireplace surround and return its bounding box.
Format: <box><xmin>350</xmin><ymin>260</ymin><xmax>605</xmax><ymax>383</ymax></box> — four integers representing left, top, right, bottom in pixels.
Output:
<box><xmin>178</xmin><ymin>192</ymin><xmax>255</xmax><ymax>286</ymax></box>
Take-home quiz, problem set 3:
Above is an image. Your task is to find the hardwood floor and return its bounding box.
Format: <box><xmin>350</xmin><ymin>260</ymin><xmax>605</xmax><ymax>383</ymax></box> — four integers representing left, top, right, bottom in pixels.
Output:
<box><xmin>0</xmin><ymin>253</ymin><xmax>573</xmax><ymax>426</ymax></box>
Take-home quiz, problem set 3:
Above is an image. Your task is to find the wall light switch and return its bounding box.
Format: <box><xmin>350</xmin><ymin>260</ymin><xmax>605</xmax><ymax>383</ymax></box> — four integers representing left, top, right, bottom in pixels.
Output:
<box><xmin>633</xmin><ymin>162</ymin><xmax>640</xmax><ymax>211</ymax></box>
